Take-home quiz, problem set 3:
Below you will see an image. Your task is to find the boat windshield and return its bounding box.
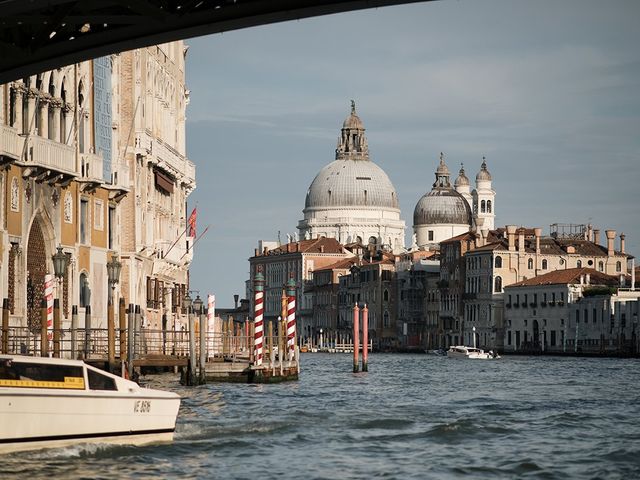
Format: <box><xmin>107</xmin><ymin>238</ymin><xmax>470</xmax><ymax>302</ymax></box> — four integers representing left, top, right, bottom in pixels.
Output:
<box><xmin>0</xmin><ymin>360</ymin><xmax>85</xmax><ymax>389</ymax></box>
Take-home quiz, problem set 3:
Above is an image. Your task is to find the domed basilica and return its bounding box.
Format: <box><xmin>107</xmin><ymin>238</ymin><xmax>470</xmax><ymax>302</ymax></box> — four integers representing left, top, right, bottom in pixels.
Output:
<box><xmin>297</xmin><ymin>102</ymin><xmax>406</xmax><ymax>252</ymax></box>
<box><xmin>413</xmin><ymin>153</ymin><xmax>495</xmax><ymax>250</ymax></box>
<box><xmin>297</xmin><ymin>103</ymin><xmax>495</xmax><ymax>253</ymax></box>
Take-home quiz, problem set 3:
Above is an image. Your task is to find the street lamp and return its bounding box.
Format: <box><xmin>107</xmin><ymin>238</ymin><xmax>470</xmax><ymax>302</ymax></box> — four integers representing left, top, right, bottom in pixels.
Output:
<box><xmin>193</xmin><ymin>295</ymin><xmax>203</xmax><ymax>315</ymax></box>
<box><xmin>106</xmin><ymin>254</ymin><xmax>122</xmax><ymax>293</ymax></box>
<box><xmin>182</xmin><ymin>292</ymin><xmax>193</xmax><ymax>313</ymax></box>
<box><xmin>105</xmin><ymin>253</ymin><xmax>121</xmax><ymax>367</ymax></box>
<box><xmin>51</xmin><ymin>246</ymin><xmax>69</xmax><ymax>357</ymax></box>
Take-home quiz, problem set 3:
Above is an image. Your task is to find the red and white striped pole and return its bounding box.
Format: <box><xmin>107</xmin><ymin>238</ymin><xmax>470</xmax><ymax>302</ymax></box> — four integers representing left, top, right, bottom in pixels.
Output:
<box><xmin>353</xmin><ymin>303</ymin><xmax>360</xmax><ymax>373</ymax></box>
<box><xmin>44</xmin><ymin>274</ymin><xmax>54</xmax><ymax>354</ymax></box>
<box><xmin>362</xmin><ymin>304</ymin><xmax>369</xmax><ymax>372</ymax></box>
<box><xmin>286</xmin><ymin>275</ymin><xmax>297</xmax><ymax>361</ymax></box>
<box><xmin>253</xmin><ymin>267</ymin><xmax>265</xmax><ymax>366</ymax></box>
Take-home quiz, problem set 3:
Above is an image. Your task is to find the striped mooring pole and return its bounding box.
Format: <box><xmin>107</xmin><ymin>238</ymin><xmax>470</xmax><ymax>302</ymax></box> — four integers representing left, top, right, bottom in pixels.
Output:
<box><xmin>353</xmin><ymin>303</ymin><xmax>360</xmax><ymax>373</ymax></box>
<box><xmin>253</xmin><ymin>266</ymin><xmax>265</xmax><ymax>366</ymax></box>
<box><xmin>286</xmin><ymin>275</ymin><xmax>297</xmax><ymax>361</ymax></box>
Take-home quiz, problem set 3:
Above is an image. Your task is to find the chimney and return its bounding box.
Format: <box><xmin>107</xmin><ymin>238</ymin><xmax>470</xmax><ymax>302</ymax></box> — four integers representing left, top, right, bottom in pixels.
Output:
<box><xmin>254</xmin><ymin>248</ymin><xmax>259</xmax><ymax>257</ymax></box>
<box><xmin>287</xmin><ymin>243</ymin><xmax>291</xmax><ymax>253</ymax></box>
<box><xmin>620</xmin><ymin>233</ymin><xmax>626</xmax><ymax>254</ymax></box>
<box><xmin>534</xmin><ymin>228</ymin><xmax>541</xmax><ymax>254</ymax></box>
<box><xmin>632</xmin><ymin>258</ymin><xmax>636</xmax><ymax>291</ymax></box>
<box><xmin>605</xmin><ymin>230</ymin><xmax>616</xmax><ymax>256</ymax></box>
<box><xmin>320</xmin><ymin>245</ymin><xmax>325</xmax><ymax>253</ymax></box>
<box><xmin>296</xmin><ymin>241</ymin><xmax>300</xmax><ymax>252</ymax></box>
<box><xmin>234</xmin><ymin>294</ymin><xmax>239</xmax><ymax>309</ymax></box>
<box><xmin>481</xmin><ymin>229</ymin><xmax>488</xmax><ymax>248</ymax></box>
<box><xmin>263</xmin><ymin>247</ymin><xmax>268</xmax><ymax>255</ymax></box>
<box><xmin>587</xmin><ymin>223</ymin><xmax>593</xmax><ymax>241</ymax></box>
<box><xmin>518</xmin><ymin>228</ymin><xmax>525</xmax><ymax>254</ymax></box>
<box><xmin>585</xmin><ymin>273</ymin><xmax>590</xmax><ymax>285</ymax></box>
<box><xmin>507</xmin><ymin>225</ymin><xmax>517</xmax><ymax>252</ymax></box>
<box><xmin>593</xmin><ymin>229</ymin><xmax>601</xmax><ymax>245</ymax></box>
<box><xmin>580</xmin><ymin>274</ymin><xmax>584</xmax><ymax>285</ymax></box>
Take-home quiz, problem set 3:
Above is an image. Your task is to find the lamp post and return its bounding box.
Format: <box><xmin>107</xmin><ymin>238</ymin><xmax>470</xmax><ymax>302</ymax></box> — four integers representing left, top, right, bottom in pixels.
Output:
<box><xmin>184</xmin><ymin>292</ymin><xmax>197</xmax><ymax>385</ymax></box>
<box><xmin>106</xmin><ymin>254</ymin><xmax>122</xmax><ymax>368</ymax></box>
<box><xmin>51</xmin><ymin>246</ymin><xmax>69</xmax><ymax>357</ymax></box>
<box><xmin>193</xmin><ymin>295</ymin><xmax>205</xmax><ymax>383</ymax></box>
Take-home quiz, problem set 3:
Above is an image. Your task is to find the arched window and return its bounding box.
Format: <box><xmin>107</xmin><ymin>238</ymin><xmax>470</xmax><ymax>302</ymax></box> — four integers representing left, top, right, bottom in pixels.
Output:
<box><xmin>78</xmin><ymin>81</ymin><xmax>85</xmax><ymax>153</ymax></box>
<box><xmin>481</xmin><ymin>200</ymin><xmax>486</xmax><ymax>213</ymax></box>
<box><xmin>383</xmin><ymin>289</ymin><xmax>389</xmax><ymax>302</ymax></box>
<box><xmin>616</xmin><ymin>261</ymin><xmax>622</xmax><ymax>272</ymax></box>
<box><xmin>598</xmin><ymin>261</ymin><xmax>604</xmax><ymax>272</ymax></box>
<box><xmin>60</xmin><ymin>78</ymin><xmax>67</xmax><ymax>143</ymax></box>
<box><xmin>48</xmin><ymin>74</ymin><xmax>55</xmax><ymax>139</ymax></box>
<box><xmin>542</xmin><ymin>259</ymin><xmax>548</xmax><ymax>270</ymax></box>
<box><xmin>577</xmin><ymin>260</ymin><xmax>582</xmax><ymax>268</ymax></box>
<box><xmin>487</xmin><ymin>200</ymin><xmax>492</xmax><ymax>213</ymax></box>
<box><xmin>528</xmin><ymin>258</ymin><xmax>534</xmax><ymax>269</ymax></box>
<box><xmin>79</xmin><ymin>273</ymin><xmax>90</xmax><ymax>307</ymax></box>
<box><xmin>494</xmin><ymin>276</ymin><xmax>502</xmax><ymax>293</ymax></box>
<box><xmin>495</xmin><ymin>256</ymin><xmax>502</xmax><ymax>268</ymax></box>
<box><xmin>368</xmin><ymin>236</ymin><xmax>377</xmax><ymax>245</ymax></box>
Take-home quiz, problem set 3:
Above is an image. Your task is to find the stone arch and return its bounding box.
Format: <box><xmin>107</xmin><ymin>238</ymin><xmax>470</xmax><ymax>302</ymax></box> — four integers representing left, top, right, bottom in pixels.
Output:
<box><xmin>25</xmin><ymin>214</ymin><xmax>55</xmax><ymax>333</ymax></box>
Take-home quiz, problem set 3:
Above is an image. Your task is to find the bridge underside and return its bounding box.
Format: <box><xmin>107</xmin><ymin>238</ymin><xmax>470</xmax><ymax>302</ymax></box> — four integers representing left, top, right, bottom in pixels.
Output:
<box><xmin>0</xmin><ymin>0</ymin><xmax>431</xmax><ymax>83</ymax></box>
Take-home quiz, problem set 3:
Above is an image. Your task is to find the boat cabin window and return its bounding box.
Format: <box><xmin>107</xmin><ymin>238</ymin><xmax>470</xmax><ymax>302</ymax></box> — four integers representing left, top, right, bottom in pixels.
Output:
<box><xmin>1</xmin><ymin>360</ymin><xmax>83</xmax><ymax>382</ymax></box>
<box><xmin>87</xmin><ymin>368</ymin><xmax>117</xmax><ymax>391</ymax></box>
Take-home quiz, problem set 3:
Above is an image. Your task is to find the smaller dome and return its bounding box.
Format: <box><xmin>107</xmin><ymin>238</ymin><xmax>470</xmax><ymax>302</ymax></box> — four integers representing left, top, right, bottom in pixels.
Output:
<box><xmin>413</xmin><ymin>189</ymin><xmax>473</xmax><ymax>226</ymax></box>
<box><xmin>343</xmin><ymin>100</ymin><xmax>364</xmax><ymax>130</ymax></box>
<box><xmin>476</xmin><ymin>158</ymin><xmax>492</xmax><ymax>182</ymax></box>
<box><xmin>454</xmin><ymin>164</ymin><xmax>469</xmax><ymax>187</ymax></box>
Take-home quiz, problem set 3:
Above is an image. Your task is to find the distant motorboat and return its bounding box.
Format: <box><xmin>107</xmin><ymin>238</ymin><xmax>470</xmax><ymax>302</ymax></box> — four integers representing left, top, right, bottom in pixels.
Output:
<box><xmin>447</xmin><ymin>346</ymin><xmax>500</xmax><ymax>360</ymax></box>
<box><xmin>0</xmin><ymin>354</ymin><xmax>180</xmax><ymax>454</ymax></box>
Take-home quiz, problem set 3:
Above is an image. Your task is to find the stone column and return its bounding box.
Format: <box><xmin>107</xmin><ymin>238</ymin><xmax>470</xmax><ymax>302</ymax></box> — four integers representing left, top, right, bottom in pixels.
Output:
<box><xmin>50</xmin><ymin>103</ymin><xmax>61</xmax><ymax>141</ymax></box>
<box><xmin>13</xmin><ymin>88</ymin><xmax>23</xmax><ymax>130</ymax></box>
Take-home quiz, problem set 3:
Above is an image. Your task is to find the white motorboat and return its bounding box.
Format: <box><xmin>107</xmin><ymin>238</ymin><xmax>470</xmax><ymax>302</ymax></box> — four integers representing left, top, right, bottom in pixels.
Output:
<box><xmin>0</xmin><ymin>354</ymin><xmax>181</xmax><ymax>454</ymax></box>
<box><xmin>447</xmin><ymin>345</ymin><xmax>500</xmax><ymax>359</ymax></box>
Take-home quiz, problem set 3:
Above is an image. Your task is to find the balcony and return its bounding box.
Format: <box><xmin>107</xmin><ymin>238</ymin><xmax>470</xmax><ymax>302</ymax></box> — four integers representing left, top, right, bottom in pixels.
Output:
<box><xmin>0</xmin><ymin>124</ymin><xmax>21</xmax><ymax>161</ymax></box>
<box><xmin>521</xmin><ymin>302</ymin><xmax>528</xmax><ymax>308</ymax></box>
<box><xmin>24</xmin><ymin>135</ymin><xmax>76</xmax><ymax>176</ymax></box>
<box><xmin>135</xmin><ymin>130</ymin><xmax>195</xmax><ymax>187</ymax></box>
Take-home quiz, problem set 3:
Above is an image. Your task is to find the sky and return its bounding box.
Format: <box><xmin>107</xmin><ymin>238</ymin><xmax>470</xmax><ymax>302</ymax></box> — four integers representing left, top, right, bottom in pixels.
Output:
<box><xmin>184</xmin><ymin>0</ymin><xmax>640</xmax><ymax>307</ymax></box>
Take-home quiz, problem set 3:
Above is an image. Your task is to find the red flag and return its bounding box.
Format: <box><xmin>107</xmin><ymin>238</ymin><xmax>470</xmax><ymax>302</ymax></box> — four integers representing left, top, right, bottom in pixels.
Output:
<box><xmin>188</xmin><ymin>207</ymin><xmax>197</xmax><ymax>237</ymax></box>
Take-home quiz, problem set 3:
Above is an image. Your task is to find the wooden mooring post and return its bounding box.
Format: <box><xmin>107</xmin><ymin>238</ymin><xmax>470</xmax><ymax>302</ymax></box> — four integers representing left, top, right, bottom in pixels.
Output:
<box><xmin>2</xmin><ymin>298</ymin><xmax>9</xmax><ymax>354</ymax></box>
<box><xmin>352</xmin><ymin>303</ymin><xmax>359</xmax><ymax>372</ymax></box>
<box><xmin>71</xmin><ymin>305</ymin><xmax>78</xmax><ymax>359</ymax></box>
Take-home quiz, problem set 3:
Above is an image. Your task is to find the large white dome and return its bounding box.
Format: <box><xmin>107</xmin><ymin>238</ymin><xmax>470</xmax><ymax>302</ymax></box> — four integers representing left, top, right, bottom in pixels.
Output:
<box><xmin>305</xmin><ymin>159</ymin><xmax>400</xmax><ymax>211</ymax></box>
<box><xmin>298</xmin><ymin>103</ymin><xmax>405</xmax><ymax>252</ymax></box>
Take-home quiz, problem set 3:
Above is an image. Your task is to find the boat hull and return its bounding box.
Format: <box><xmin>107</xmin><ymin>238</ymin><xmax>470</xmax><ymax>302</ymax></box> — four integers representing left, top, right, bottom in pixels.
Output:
<box><xmin>0</xmin><ymin>389</ymin><xmax>180</xmax><ymax>454</ymax></box>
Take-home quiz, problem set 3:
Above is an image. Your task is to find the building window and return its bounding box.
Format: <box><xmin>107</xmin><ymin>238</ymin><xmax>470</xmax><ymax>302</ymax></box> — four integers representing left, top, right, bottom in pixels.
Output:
<box><xmin>79</xmin><ymin>273</ymin><xmax>90</xmax><ymax>307</ymax></box>
<box><xmin>495</xmin><ymin>256</ymin><xmax>502</xmax><ymax>268</ymax></box>
<box><xmin>542</xmin><ymin>259</ymin><xmax>548</xmax><ymax>270</ymax></box>
<box><xmin>481</xmin><ymin>200</ymin><xmax>486</xmax><ymax>213</ymax></box>
<box><xmin>616</xmin><ymin>261</ymin><xmax>622</xmax><ymax>273</ymax></box>
<box><xmin>383</xmin><ymin>311</ymin><xmax>390</xmax><ymax>328</ymax></box>
<box><xmin>598</xmin><ymin>261</ymin><xmax>604</xmax><ymax>272</ymax></box>
<box><xmin>428</xmin><ymin>230</ymin><xmax>434</xmax><ymax>241</ymax></box>
<box><xmin>528</xmin><ymin>258</ymin><xmax>533</xmax><ymax>269</ymax></box>
<box><xmin>383</xmin><ymin>289</ymin><xmax>389</xmax><ymax>302</ymax></box>
<box><xmin>108</xmin><ymin>206</ymin><xmax>116</xmax><ymax>250</ymax></box>
<box><xmin>94</xmin><ymin>199</ymin><xmax>104</xmax><ymax>231</ymax></box>
<box><xmin>494</xmin><ymin>276</ymin><xmax>502</xmax><ymax>293</ymax></box>
<box><xmin>577</xmin><ymin>260</ymin><xmax>582</xmax><ymax>268</ymax></box>
<box><xmin>487</xmin><ymin>200</ymin><xmax>492</xmax><ymax>213</ymax></box>
<box><xmin>80</xmin><ymin>198</ymin><xmax>89</xmax><ymax>244</ymax></box>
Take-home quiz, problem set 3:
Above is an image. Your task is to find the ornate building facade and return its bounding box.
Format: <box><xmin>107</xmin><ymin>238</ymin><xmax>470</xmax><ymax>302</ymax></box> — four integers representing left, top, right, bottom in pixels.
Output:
<box><xmin>298</xmin><ymin>103</ymin><xmax>406</xmax><ymax>253</ymax></box>
<box><xmin>0</xmin><ymin>41</ymin><xmax>194</xmax><ymax>343</ymax></box>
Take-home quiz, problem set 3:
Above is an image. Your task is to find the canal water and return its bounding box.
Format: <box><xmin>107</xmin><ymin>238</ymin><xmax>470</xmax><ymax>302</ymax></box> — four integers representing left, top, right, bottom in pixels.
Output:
<box><xmin>3</xmin><ymin>354</ymin><xmax>640</xmax><ymax>479</ymax></box>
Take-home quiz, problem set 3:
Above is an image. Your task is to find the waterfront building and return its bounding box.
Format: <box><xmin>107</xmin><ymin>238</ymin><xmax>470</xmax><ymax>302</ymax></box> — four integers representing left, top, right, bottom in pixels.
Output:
<box><xmin>115</xmin><ymin>42</ymin><xmax>195</xmax><ymax>332</ymax></box>
<box><xmin>336</xmin><ymin>245</ymin><xmax>398</xmax><ymax>349</ymax></box>
<box><xmin>463</xmin><ymin>225</ymin><xmax>633</xmax><ymax>350</ymax></box>
<box><xmin>0</xmin><ymin>60</ymin><xmax>128</xmax><ymax>333</ymax></box>
<box><xmin>297</xmin><ymin>103</ymin><xmax>406</xmax><ymax>252</ymax></box>
<box><xmin>413</xmin><ymin>154</ymin><xmax>494</xmax><ymax>250</ymax></box>
<box><xmin>503</xmin><ymin>268</ymin><xmax>639</xmax><ymax>355</ymax></box>
<box><xmin>248</xmin><ymin>237</ymin><xmax>353</xmax><ymax>340</ymax></box>
<box><xmin>0</xmin><ymin>41</ymin><xmax>194</xmax><ymax>344</ymax></box>
<box><xmin>395</xmin><ymin>250</ymin><xmax>440</xmax><ymax>349</ymax></box>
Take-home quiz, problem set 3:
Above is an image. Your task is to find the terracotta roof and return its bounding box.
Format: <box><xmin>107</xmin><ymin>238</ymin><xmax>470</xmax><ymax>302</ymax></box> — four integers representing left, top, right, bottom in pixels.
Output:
<box><xmin>440</xmin><ymin>231</ymin><xmax>476</xmax><ymax>244</ymax></box>
<box><xmin>508</xmin><ymin>268</ymin><xmax>620</xmax><ymax>287</ymax></box>
<box><xmin>314</xmin><ymin>257</ymin><xmax>359</xmax><ymax>272</ymax></box>
<box><xmin>265</xmin><ymin>237</ymin><xmax>345</xmax><ymax>256</ymax></box>
<box><xmin>469</xmin><ymin>240</ymin><xmax>508</xmax><ymax>252</ymax></box>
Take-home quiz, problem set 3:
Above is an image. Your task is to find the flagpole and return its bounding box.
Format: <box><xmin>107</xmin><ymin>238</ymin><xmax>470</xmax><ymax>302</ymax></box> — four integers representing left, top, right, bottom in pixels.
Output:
<box><xmin>179</xmin><ymin>225</ymin><xmax>210</xmax><ymax>261</ymax></box>
<box><xmin>165</xmin><ymin>207</ymin><xmax>196</xmax><ymax>258</ymax></box>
